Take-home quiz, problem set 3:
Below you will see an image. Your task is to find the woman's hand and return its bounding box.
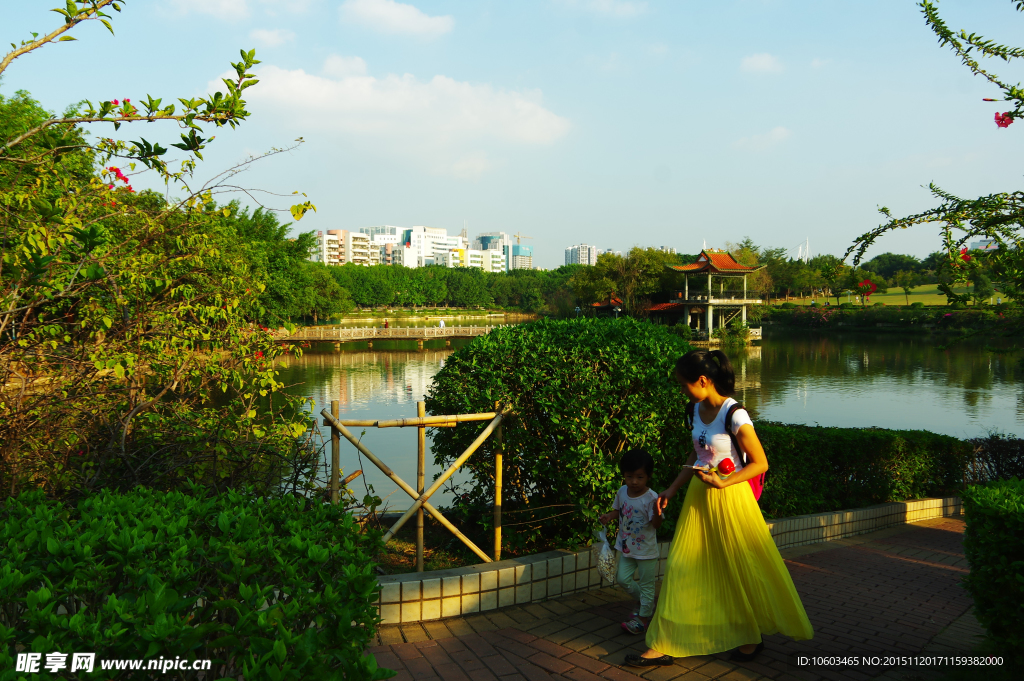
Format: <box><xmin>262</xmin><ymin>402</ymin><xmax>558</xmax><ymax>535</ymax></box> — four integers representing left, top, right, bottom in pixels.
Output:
<box><xmin>695</xmin><ymin>469</ymin><xmax>728</xmax><ymax>489</ymax></box>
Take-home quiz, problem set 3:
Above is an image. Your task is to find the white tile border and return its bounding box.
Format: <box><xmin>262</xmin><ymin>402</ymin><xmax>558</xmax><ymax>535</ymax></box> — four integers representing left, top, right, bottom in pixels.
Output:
<box><xmin>375</xmin><ymin>496</ymin><xmax>962</xmax><ymax>624</ymax></box>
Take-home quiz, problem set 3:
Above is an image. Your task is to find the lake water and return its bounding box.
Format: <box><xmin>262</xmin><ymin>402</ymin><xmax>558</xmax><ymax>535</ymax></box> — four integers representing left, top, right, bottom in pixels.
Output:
<box><xmin>280</xmin><ymin>327</ymin><xmax>1023</xmax><ymax>509</ymax></box>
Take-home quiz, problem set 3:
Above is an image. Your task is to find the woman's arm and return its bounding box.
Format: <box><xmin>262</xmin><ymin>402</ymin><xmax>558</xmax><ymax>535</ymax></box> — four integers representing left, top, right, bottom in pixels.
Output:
<box><xmin>694</xmin><ymin>423</ymin><xmax>768</xmax><ymax>489</ymax></box>
<box><xmin>655</xmin><ymin>449</ymin><xmax>699</xmax><ymax>514</ymax></box>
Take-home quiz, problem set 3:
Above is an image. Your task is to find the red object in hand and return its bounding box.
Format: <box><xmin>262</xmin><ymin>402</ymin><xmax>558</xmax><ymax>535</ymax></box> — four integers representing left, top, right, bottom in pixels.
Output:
<box><xmin>717</xmin><ymin>458</ymin><xmax>736</xmax><ymax>476</ymax></box>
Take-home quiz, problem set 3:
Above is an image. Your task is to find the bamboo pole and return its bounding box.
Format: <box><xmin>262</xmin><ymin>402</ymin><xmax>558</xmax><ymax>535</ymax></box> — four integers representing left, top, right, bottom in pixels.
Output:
<box><xmin>342</xmin><ymin>470</ymin><xmax>362</xmax><ymax>486</ymax></box>
<box><xmin>383</xmin><ymin>411</ymin><xmax>507</xmax><ymax>544</ymax></box>
<box><xmin>337</xmin><ymin>413</ymin><xmax>497</xmax><ymax>428</ymax></box>
<box><xmin>417</xmin><ymin>401</ymin><xmax>425</xmax><ymax>573</ymax></box>
<box><xmin>319</xmin><ymin>409</ymin><xmax>492</xmax><ymax>563</ymax></box>
<box><xmin>330</xmin><ymin>400</ymin><xmax>340</xmax><ymax>505</ymax></box>
<box><xmin>494</xmin><ymin>401</ymin><xmax>502</xmax><ymax>562</ymax></box>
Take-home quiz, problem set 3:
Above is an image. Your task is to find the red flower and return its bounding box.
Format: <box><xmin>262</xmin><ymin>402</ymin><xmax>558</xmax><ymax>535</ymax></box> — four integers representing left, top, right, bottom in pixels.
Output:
<box><xmin>125</xmin><ymin>98</ymin><xmax>130</xmax><ymax>103</ymax></box>
<box><xmin>254</xmin><ymin>351</ymin><xmax>264</xmax><ymax>359</ymax></box>
<box><xmin>857</xmin><ymin>279</ymin><xmax>878</xmax><ymax>296</ymax></box>
<box><xmin>960</xmin><ymin>247</ymin><xmax>972</xmax><ymax>262</ymax></box>
<box><xmin>112</xmin><ymin>99</ymin><xmax>119</xmax><ymax>105</ymax></box>
<box><xmin>995</xmin><ymin>112</ymin><xmax>1013</xmax><ymax>128</ymax></box>
<box><xmin>983</xmin><ymin>98</ymin><xmax>997</xmax><ymax>102</ymax></box>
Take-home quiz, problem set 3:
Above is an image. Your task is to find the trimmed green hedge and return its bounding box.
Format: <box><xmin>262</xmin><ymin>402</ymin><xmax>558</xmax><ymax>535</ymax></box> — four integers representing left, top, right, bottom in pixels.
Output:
<box><xmin>961</xmin><ymin>480</ymin><xmax>1024</xmax><ymax>666</ymax></box>
<box><xmin>756</xmin><ymin>423</ymin><xmax>971</xmax><ymax>518</ymax></box>
<box><xmin>0</xmin><ymin>487</ymin><xmax>390</xmax><ymax>681</ymax></box>
<box><xmin>427</xmin><ymin>317</ymin><xmax>692</xmax><ymax>553</ymax></box>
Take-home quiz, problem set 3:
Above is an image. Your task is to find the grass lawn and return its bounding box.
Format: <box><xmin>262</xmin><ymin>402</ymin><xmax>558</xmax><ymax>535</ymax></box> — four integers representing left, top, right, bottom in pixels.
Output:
<box><xmin>784</xmin><ymin>283</ymin><xmax>999</xmax><ymax>307</ymax></box>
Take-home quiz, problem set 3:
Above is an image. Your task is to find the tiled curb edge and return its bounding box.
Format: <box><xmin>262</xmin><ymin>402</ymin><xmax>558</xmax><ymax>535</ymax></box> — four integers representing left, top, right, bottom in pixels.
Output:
<box><xmin>376</xmin><ymin>495</ymin><xmax>961</xmax><ymax>624</ymax></box>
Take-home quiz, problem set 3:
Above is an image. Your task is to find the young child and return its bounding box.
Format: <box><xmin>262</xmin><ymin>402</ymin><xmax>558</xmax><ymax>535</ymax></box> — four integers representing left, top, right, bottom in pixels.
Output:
<box><xmin>599</xmin><ymin>448</ymin><xmax>663</xmax><ymax>635</ymax></box>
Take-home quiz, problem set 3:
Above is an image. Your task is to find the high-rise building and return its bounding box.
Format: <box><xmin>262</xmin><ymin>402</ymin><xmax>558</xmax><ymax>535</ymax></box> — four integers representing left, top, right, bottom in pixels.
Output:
<box><xmin>473</xmin><ymin>232</ymin><xmax>513</xmax><ymax>271</ymax></box>
<box><xmin>598</xmin><ymin>248</ymin><xmax>622</xmax><ymax>258</ymax></box>
<box><xmin>565</xmin><ymin>244</ymin><xmax>598</xmax><ymax>266</ymax></box>
<box><xmin>511</xmin><ymin>244</ymin><xmax>533</xmax><ymax>270</ymax></box>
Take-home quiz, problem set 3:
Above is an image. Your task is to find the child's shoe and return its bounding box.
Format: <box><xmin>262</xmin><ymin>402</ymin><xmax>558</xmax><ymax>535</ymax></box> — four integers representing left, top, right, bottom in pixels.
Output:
<box><xmin>621</xmin><ymin>618</ymin><xmax>646</xmax><ymax>635</ymax></box>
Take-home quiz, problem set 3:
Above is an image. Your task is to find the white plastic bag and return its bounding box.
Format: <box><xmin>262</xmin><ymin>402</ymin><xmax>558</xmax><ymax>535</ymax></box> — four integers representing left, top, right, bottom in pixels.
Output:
<box><xmin>594</xmin><ymin>526</ymin><xmax>617</xmax><ymax>584</ymax></box>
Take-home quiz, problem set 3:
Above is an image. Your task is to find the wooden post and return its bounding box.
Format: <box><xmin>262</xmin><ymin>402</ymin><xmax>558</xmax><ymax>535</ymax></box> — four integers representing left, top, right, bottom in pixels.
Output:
<box><xmin>417</xmin><ymin>401</ymin><xmax>426</xmax><ymax>573</ymax></box>
<box><xmin>494</xmin><ymin>401</ymin><xmax>503</xmax><ymax>562</ymax></box>
<box><xmin>331</xmin><ymin>400</ymin><xmax>340</xmax><ymax>505</ymax></box>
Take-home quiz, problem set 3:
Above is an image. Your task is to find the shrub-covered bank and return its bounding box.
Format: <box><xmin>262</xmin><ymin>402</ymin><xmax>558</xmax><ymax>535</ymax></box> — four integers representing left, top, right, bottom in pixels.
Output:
<box><xmin>766</xmin><ymin>304</ymin><xmax>1021</xmax><ymax>333</ymax></box>
<box><xmin>0</xmin><ymin>487</ymin><xmax>389</xmax><ymax>681</ymax></box>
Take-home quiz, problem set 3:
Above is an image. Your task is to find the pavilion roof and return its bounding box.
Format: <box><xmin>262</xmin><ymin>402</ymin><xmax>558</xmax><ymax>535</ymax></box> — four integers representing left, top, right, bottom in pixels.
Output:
<box><xmin>666</xmin><ymin>249</ymin><xmax>765</xmax><ymax>275</ymax></box>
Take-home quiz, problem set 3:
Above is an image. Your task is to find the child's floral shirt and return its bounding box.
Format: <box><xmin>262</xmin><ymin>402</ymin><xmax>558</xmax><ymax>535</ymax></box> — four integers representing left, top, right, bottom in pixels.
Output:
<box><xmin>612</xmin><ymin>486</ymin><xmax>660</xmax><ymax>559</ymax></box>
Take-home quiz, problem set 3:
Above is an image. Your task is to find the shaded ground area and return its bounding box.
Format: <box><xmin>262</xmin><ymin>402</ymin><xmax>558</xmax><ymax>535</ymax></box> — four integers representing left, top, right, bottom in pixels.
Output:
<box><xmin>370</xmin><ymin>517</ymin><xmax>985</xmax><ymax>681</ymax></box>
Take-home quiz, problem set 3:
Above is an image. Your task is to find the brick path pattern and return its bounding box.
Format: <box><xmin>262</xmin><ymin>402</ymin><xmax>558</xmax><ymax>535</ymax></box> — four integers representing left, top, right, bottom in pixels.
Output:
<box><xmin>370</xmin><ymin>518</ymin><xmax>981</xmax><ymax>681</ymax></box>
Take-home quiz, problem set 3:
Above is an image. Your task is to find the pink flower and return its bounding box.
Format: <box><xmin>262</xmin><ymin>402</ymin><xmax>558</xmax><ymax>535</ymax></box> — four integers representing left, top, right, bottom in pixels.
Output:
<box><xmin>995</xmin><ymin>112</ymin><xmax>1013</xmax><ymax>128</ymax></box>
<box><xmin>112</xmin><ymin>99</ymin><xmax>119</xmax><ymax>105</ymax></box>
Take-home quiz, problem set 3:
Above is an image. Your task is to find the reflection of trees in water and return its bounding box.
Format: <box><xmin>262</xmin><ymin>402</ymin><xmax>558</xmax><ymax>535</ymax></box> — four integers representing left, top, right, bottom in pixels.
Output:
<box><xmin>277</xmin><ymin>349</ymin><xmax>458</xmax><ymax>410</ymax></box>
<box><xmin>747</xmin><ymin>331</ymin><xmax>1023</xmax><ymax>422</ymax></box>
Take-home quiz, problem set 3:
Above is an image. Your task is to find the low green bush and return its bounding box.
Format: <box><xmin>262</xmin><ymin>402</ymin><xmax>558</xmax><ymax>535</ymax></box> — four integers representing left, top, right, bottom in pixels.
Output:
<box><xmin>839</xmin><ymin>302</ymin><xmax>855</xmax><ymax>309</ymax></box>
<box><xmin>0</xmin><ymin>487</ymin><xmax>390</xmax><ymax>681</ymax></box>
<box><xmin>911</xmin><ymin>301</ymin><xmax>925</xmax><ymax>308</ymax></box>
<box><xmin>873</xmin><ymin>302</ymin><xmax>886</xmax><ymax>306</ymax></box>
<box><xmin>756</xmin><ymin>423</ymin><xmax>971</xmax><ymax>518</ymax></box>
<box><xmin>960</xmin><ymin>479</ymin><xmax>1024</xmax><ymax>666</ymax></box>
<box><xmin>780</xmin><ymin>302</ymin><xmax>797</xmax><ymax>309</ymax></box>
<box><xmin>427</xmin><ymin>317</ymin><xmax>691</xmax><ymax>553</ymax></box>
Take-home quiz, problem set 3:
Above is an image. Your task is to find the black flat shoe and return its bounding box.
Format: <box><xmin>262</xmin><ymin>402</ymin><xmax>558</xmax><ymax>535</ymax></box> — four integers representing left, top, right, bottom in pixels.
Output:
<box><xmin>729</xmin><ymin>641</ymin><xmax>764</xmax><ymax>662</ymax></box>
<box><xmin>623</xmin><ymin>653</ymin><xmax>674</xmax><ymax>667</ymax></box>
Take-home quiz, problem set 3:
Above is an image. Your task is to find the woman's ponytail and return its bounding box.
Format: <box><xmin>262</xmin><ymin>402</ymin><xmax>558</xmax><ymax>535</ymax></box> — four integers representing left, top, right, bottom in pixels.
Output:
<box><xmin>675</xmin><ymin>349</ymin><xmax>737</xmax><ymax>396</ymax></box>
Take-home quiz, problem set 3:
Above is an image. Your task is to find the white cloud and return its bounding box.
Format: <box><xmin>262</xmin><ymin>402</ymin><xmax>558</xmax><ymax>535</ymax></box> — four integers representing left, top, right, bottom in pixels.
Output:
<box><xmin>647</xmin><ymin>43</ymin><xmax>669</xmax><ymax>57</ymax></box>
<box><xmin>339</xmin><ymin>0</ymin><xmax>454</xmax><ymax>37</ymax></box>
<box><xmin>449</xmin><ymin>153</ymin><xmax>495</xmax><ymax>180</ymax></box>
<box><xmin>733</xmin><ymin>126</ymin><xmax>791</xmax><ymax>151</ymax></box>
<box><xmin>740</xmin><ymin>53</ymin><xmax>784</xmax><ymax>74</ymax></box>
<box><xmin>168</xmin><ymin>0</ymin><xmax>250</xmax><ymax>21</ymax></box>
<box><xmin>250</xmin><ymin>28</ymin><xmax>296</xmax><ymax>47</ymax></box>
<box><xmin>811</xmin><ymin>57</ymin><xmax>831</xmax><ymax>69</ymax></box>
<box><xmin>323</xmin><ymin>55</ymin><xmax>368</xmax><ymax>77</ymax></box>
<box><xmin>231</xmin><ymin>59</ymin><xmax>569</xmax><ymax>177</ymax></box>
<box><xmin>558</xmin><ymin>0</ymin><xmax>648</xmax><ymax>17</ymax></box>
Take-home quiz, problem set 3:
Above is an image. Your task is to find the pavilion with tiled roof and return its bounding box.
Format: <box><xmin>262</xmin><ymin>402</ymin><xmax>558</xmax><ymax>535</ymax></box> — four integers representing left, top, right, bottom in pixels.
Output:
<box><xmin>663</xmin><ymin>249</ymin><xmax>765</xmax><ymax>334</ymax></box>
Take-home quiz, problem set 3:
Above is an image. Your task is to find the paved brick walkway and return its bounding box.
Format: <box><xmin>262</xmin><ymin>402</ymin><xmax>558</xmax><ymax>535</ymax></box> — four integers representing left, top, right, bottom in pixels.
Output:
<box><xmin>369</xmin><ymin>517</ymin><xmax>983</xmax><ymax>681</ymax></box>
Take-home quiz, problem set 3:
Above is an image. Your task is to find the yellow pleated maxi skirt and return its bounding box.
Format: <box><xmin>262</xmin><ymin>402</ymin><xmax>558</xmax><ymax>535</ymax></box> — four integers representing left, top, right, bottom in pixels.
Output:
<box><xmin>645</xmin><ymin>477</ymin><xmax>814</xmax><ymax>657</ymax></box>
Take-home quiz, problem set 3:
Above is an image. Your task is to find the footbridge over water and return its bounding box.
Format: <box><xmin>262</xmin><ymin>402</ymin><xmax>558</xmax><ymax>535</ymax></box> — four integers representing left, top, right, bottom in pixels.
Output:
<box><xmin>271</xmin><ymin>325</ymin><xmax>501</xmax><ymax>347</ymax></box>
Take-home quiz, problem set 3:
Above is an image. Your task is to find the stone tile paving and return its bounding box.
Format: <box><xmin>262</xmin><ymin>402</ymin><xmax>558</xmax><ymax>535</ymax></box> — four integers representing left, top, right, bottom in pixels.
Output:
<box><xmin>369</xmin><ymin>517</ymin><xmax>984</xmax><ymax>681</ymax></box>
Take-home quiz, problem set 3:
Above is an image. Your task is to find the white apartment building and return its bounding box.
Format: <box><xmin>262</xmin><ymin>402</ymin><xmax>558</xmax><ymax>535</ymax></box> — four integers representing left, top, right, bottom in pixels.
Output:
<box><xmin>394</xmin><ymin>226</ymin><xmax>467</xmax><ymax>268</ymax></box>
<box><xmin>310</xmin><ymin>230</ymin><xmax>377</xmax><ymax>266</ymax></box>
<box><xmin>565</xmin><ymin>244</ymin><xmax>598</xmax><ymax>266</ymax></box>
<box><xmin>437</xmin><ymin>248</ymin><xmax>506</xmax><ymax>272</ymax></box>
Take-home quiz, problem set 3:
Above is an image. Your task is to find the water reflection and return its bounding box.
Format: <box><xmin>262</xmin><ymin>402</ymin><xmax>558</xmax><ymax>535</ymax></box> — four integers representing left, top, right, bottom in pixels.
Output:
<box><xmin>734</xmin><ymin>330</ymin><xmax>1023</xmax><ymax>438</ymax></box>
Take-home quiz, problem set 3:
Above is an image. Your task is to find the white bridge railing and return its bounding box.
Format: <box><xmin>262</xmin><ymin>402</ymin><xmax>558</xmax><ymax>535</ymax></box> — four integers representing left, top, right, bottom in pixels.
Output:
<box><xmin>271</xmin><ymin>325</ymin><xmax>501</xmax><ymax>342</ymax></box>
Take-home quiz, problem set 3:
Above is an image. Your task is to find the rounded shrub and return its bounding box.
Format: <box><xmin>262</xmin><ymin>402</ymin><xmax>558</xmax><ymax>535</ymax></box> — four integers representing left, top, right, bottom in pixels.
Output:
<box><xmin>950</xmin><ymin>302</ymin><xmax>967</xmax><ymax>309</ymax></box>
<box><xmin>426</xmin><ymin>318</ymin><xmax>691</xmax><ymax>552</ymax></box>
<box><xmin>840</xmin><ymin>302</ymin><xmax>855</xmax><ymax>309</ymax></box>
<box><xmin>0</xmin><ymin>487</ymin><xmax>390</xmax><ymax>681</ymax></box>
<box><xmin>780</xmin><ymin>302</ymin><xmax>797</xmax><ymax>309</ymax></box>
<box><xmin>809</xmin><ymin>301</ymin><xmax>819</xmax><ymax>307</ymax></box>
<box><xmin>910</xmin><ymin>301</ymin><xmax>925</xmax><ymax>309</ymax></box>
<box><xmin>873</xmin><ymin>302</ymin><xmax>886</xmax><ymax>307</ymax></box>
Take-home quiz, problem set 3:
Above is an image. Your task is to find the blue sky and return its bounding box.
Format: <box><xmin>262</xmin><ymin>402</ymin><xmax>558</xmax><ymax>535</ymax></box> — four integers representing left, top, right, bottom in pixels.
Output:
<box><xmin>4</xmin><ymin>0</ymin><xmax>1022</xmax><ymax>268</ymax></box>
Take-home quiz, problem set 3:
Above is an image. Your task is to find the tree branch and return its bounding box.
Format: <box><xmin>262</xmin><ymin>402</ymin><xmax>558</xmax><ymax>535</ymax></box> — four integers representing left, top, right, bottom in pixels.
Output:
<box><xmin>0</xmin><ymin>0</ymin><xmax>120</xmax><ymax>79</ymax></box>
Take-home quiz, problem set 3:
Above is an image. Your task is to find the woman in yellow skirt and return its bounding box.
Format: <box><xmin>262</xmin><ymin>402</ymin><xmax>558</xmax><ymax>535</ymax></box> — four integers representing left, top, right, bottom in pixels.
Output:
<box><xmin>625</xmin><ymin>349</ymin><xmax>813</xmax><ymax>667</ymax></box>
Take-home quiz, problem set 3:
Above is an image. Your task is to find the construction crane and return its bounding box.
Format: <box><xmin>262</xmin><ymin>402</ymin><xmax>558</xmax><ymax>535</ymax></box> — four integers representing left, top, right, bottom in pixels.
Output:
<box><xmin>512</xmin><ymin>232</ymin><xmax>533</xmax><ymax>245</ymax></box>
